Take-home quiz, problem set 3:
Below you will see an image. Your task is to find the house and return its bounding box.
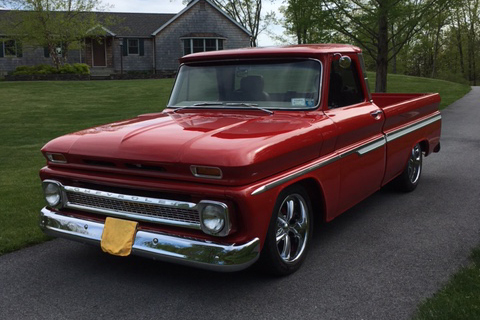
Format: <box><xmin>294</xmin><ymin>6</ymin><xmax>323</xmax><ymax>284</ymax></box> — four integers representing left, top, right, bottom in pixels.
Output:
<box><xmin>0</xmin><ymin>0</ymin><xmax>252</xmax><ymax>77</ymax></box>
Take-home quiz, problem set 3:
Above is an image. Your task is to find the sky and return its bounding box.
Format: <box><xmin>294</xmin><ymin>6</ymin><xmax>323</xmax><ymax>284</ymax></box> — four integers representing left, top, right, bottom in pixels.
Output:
<box><xmin>102</xmin><ymin>0</ymin><xmax>287</xmax><ymax>46</ymax></box>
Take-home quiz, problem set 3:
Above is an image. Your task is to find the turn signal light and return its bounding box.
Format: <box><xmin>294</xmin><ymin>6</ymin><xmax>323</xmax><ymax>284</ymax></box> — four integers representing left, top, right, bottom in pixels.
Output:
<box><xmin>46</xmin><ymin>153</ymin><xmax>67</xmax><ymax>164</ymax></box>
<box><xmin>190</xmin><ymin>166</ymin><xmax>222</xmax><ymax>179</ymax></box>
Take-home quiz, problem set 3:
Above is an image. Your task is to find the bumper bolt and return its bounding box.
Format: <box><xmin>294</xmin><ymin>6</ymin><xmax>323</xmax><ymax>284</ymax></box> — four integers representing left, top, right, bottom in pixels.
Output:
<box><xmin>153</xmin><ymin>238</ymin><xmax>158</xmax><ymax>244</ymax></box>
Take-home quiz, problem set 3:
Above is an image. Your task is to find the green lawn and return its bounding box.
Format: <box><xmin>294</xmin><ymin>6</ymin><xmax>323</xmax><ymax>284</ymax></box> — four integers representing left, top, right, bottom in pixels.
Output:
<box><xmin>413</xmin><ymin>249</ymin><xmax>480</xmax><ymax>319</ymax></box>
<box><xmin>366</xmin><ymin>72</ymin><xmax>471</xmax><ymax>109</ymax></box>
<box><xmin>0</xmin><ymin>75</ymin><xmax>471</xmax><ymax>257</ymax></box>
<box><xmin>0</xmin><ymin>79</ymin><xmax>173</xmax><ymax>255</ymax></box>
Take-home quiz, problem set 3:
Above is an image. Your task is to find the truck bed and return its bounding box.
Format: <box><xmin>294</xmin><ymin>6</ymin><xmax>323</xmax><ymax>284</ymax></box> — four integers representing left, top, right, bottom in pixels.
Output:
<box><xmin>372</xmin><ymin>93</ymin><xmax>441</xmax><ymax>136</ymax></box>
<box><xmin>372</xmin><ymin>93</ymin><xmax>442</xmax><ymax>186</ymax></box>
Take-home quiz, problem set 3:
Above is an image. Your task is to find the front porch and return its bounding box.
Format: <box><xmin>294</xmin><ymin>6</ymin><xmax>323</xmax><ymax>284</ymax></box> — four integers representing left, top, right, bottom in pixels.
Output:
<box><xmin>85</xmin><ymin>36</ymin><xmax>115</xmax><ymax>74</ymax></box>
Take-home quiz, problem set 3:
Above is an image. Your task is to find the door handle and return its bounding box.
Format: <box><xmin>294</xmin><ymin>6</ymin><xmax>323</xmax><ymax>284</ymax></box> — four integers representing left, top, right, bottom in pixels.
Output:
<box><xmin>370</xmin><ymin>110</ymin><xmax>383</xmax><ymax>118</ymax></box>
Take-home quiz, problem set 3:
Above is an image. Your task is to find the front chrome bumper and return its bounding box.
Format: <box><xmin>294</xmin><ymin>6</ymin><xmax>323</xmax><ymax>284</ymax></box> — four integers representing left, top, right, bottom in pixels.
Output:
<box><xmin>40</xmin><ymin>207</ymin><xmax>260</xmax><ymax>272</ymax></box>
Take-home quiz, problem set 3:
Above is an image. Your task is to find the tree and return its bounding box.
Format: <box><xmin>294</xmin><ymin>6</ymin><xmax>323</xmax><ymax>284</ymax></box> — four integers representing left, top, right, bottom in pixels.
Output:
<box><xmin>210</xmin><ymin>0</ymin><xmax>275</xmax><ymax>46</ymax></box>
<box><xmin>0</xmin><ymin>0</ymin><xmax>108</xmax><ymax>68</ymax></box>
<box><xmin>321</xmin><ymin>0</ymin><xmax>453</xmax><ymax>92</ymax></box>
<box><xmin>463</xmin><ymin>0</ymin><xmax>479</xmax><ymax>85</ymax></box>
<box><xmin>280</xmin><ymin>0</ymin><xmax>338</xmax><ymax>44</ymax></box>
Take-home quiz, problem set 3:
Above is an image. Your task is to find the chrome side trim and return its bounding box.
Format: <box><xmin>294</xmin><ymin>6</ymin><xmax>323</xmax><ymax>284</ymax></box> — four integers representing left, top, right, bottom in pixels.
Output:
<box><xmin>251</xmin><ymin>136</ymin><xmax>386</xmax><ymax>196</ymax></box>
<box><xmin>386</xmin><ymin>114</ymin><xmax>442</xmax><ymax>142</ymax></box>
<box><xmin>356</xmin><ymin>136</ymin><xmax>386</xmax><ymax>155</ymax></box>
<box><xmin>251</xmin><ymin>114</ymin><xmax>441</xmax><ymax>196</ymax></box>
<box><xmin>251</xmin><ymin>154</ymin><xmax>339</xmax><ymax>196</ymax></box>
<box><xmin>40</xmin><ymin>207</ymin><xmax>260</xmax><ymax>272</ymax></box>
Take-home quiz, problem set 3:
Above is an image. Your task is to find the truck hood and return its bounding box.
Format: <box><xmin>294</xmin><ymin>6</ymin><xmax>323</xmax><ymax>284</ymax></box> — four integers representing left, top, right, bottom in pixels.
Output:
<box><xmin>42</xmin><ymin>110</ymin><xmax>328</xmax><ymax>185</ymax></box>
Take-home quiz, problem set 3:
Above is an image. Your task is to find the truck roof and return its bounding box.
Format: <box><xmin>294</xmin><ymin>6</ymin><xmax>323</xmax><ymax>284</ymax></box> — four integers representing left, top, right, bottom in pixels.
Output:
<box><xmin>179</xmin><ymin>44</ymin><xmax>362</xmax><ymax>63</ymax></box>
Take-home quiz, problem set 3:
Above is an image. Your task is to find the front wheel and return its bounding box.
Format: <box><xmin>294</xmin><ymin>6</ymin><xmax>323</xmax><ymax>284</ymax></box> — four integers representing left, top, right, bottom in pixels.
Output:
<box><xmin>394</xmin><ymin>143</ymin><xmax>423</xmax><ymax>192</ymax></box>
<box><xmin>259</xmin><ymin>185</ymin><xmax>313</xmax><ymax>276</ymax></box>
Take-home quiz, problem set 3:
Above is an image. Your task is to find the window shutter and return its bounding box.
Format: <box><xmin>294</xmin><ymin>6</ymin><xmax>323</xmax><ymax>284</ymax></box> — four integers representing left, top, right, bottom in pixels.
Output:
<box><xmin>123</xmin><ymin>38</ymin><xmax>128</xmax><ymax>56</ymax></box>
<box><xmin>44</xmin><ymin>46</ymin><xmax>50</xmax><ymax>58</ymax></box>
<box><xmin>139</xmin><ymin>39</ymin><xmax>144</xmax><ymax>56</ymax></box>
<box><xmin>0</xmin><ymin>42</ymin><xmax>3</xmax><ymax>58</ymax></box>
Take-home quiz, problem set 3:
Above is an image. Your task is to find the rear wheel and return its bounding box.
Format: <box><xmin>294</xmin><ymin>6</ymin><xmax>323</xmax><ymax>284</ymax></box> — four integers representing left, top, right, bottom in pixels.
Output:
<box><xmin>394</xmin><ymin>143</ymin><xmax>423</xmax><ymax>192</ymax></box>
<box><xmin>259</xmin><ymin>185</ymin><xmax>313</xmax><ymax>276</ymax></box>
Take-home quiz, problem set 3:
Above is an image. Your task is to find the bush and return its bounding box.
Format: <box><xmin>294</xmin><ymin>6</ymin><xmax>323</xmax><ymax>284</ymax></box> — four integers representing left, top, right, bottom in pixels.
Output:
<box><xmin>73</xmin><ymin>63</ymin><xmax>90</xmax><ymax>75</ymax></box>
<box><xmin>12</xmin><ymin>63</ymin><xmax>90</xmax><ymax>75</ymax></box>
<box><xmin>59</xmin><ymin>63</ymin><xmax>76</xmax><ymax>74</ymax></box>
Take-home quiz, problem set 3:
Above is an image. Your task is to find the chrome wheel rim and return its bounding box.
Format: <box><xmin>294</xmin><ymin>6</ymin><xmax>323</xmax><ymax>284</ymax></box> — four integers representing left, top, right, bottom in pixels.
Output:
<box><xmin>408</xmin><ymin>144</ymin><xmax>422</xmax><ymax>184</ymax></box>
<box><xmin>275</xmin><ymin>194</ymin><xmax>309</xmax><ymax>263</ymax></box>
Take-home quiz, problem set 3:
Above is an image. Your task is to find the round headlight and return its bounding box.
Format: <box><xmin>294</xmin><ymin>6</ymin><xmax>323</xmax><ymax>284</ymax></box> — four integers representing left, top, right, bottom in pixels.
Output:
<box><xmin>43</xmin><ymin>181</ymin><xmax>62</xmax><ymax>207</ymax></box>
<box><xmin>201</xmin><ymin>204</ymin><xmax>226</xmax><ymax>234</ymax></box>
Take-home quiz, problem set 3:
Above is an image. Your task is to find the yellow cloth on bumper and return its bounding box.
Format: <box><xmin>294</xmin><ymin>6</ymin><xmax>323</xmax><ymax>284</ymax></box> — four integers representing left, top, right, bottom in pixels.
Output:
<box><xmin>101</xmin><ymin>217</ymin><xmax>138</xmax><ymax>257</ymax></box>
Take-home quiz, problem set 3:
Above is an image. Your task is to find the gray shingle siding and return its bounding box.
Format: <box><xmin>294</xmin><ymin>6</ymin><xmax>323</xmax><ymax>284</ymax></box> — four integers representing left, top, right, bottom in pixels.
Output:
<box><xmin>155</xmin><ymin>1</ymin><xmax>250</xmax><ymax>73</ymax></box>
<box><xmin>112</xmin><ymin>38</ymin><xmax>154</xmax><ymax>72</ymax></box>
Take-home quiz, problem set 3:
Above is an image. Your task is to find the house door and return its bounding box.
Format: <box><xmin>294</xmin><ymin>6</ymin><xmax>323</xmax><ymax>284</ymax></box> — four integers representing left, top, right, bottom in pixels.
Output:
<box><xmin>92</xmin><ymin>38</ymin><xmax>106</xmax><ymax>67</ymax></box>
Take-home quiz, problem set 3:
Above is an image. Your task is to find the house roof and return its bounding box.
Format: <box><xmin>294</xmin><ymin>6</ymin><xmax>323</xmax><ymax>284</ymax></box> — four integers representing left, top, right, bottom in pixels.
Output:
<box><xmin>1</xmin><ymin>0</ymin><xmax>252</xmax><ymax>38</ymax></box>
<box><xmin>92</xmin><ymin>12</ymin><xmax>176</xmax><ymax>37</ymax></box>
<box><xmin>0</xmin><ymin>10</ymin><xmax>175</xmax><ymax>37</ymax></box>
<box><xmin>152</xmin><ymin>0</ymin><xmax>251</xmax><ymax>37</ymax></box>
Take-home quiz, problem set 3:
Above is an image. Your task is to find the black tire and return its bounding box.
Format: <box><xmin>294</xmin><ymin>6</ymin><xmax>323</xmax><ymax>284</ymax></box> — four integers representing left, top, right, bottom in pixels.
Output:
<box><xmin>393</xmin><ymin>143</ymin><xmax>423</xmax><ymax>192</ymax></box>
<box><xmin>258</xmin><ymin>185</ymin><xmax>313</xmax><ymax>276</ymax></box>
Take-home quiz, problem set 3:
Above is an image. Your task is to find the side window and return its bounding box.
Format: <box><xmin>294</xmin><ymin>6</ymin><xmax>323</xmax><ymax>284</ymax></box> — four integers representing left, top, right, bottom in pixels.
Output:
<box><xmin>328</xmin><ymin>58</ymin><xmax>365</xmax><ymax>108</ymax></box>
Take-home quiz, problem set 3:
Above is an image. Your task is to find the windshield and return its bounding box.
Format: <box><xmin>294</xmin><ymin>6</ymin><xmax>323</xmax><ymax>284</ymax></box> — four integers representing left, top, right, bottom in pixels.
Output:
<box><xmin>168</xmin><ymin>60</ymin><xmax>322</xmax><ymax>110</ymax></box>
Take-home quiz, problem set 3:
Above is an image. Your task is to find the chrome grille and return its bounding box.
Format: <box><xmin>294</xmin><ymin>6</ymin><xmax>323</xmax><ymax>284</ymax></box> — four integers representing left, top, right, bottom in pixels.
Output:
<box><xmin>63</xmin><ymin>186</ymin><xmax>201</xmax><ymax>229</ymax></box>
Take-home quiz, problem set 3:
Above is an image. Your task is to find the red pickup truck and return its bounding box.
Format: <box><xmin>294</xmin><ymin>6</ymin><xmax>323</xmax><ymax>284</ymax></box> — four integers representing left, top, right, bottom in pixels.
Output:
<box><xmin>39</xmin><ymin>44</ymin><xmax>441</xmax><ymax>275</ymax></box>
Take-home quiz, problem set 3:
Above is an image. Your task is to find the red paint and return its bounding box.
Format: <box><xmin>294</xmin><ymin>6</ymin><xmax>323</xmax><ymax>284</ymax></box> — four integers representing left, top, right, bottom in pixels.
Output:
<box><xmin>40</xmin><ymin>45</ymin><xmax>441</xmax><ymax>249</ymax></box>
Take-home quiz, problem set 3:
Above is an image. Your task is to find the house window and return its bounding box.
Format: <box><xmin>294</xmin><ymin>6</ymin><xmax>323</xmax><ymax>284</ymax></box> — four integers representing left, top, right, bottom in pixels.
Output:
<box><xmin>183</xmin><ymin>38</ymin><xmax>224</xmax><ymax>56</ymax></box>
<box><xmin>1</xmin><ymin>39</ymin><xmax>21</xmax><ymax>57</ymax></box>
<box><xmin>128</xmin><ymin>39</ymin><xmax>139</xmax><ymax>55</ymax></box>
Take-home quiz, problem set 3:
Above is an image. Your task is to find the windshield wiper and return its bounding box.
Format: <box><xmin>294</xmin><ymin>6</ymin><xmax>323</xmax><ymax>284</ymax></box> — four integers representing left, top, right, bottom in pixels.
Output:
<box><xmin>193</xmin><ymin>102</ymin><xmax>224</xmax><ymax>106</ymax></box>
<box><xmin>225</xmin><ymin>103</ymin><xmax>274</xmax><ymax>115</ymax></box>
<box><xmin>173</xmin><ymin>102</ymin><xmax>224</xmax><ymax>113</ymax></box>
<box><xmin>173</xmin><ymin>102</ymin><xmax>274</xmax><ymax>115</ymax></box>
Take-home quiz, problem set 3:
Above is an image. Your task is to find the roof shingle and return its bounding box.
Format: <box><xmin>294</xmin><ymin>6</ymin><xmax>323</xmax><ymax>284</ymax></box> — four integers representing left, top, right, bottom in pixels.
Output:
<box><xmin>0</xmin><ymin>10</ymin><xmax>176</xmax><ymax>37</ymax></box>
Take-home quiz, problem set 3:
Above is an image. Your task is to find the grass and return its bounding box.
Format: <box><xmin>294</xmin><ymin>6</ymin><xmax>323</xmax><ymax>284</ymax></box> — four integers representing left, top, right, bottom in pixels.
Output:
<box><xmin>0</xmin><ymin>74</ymin><xmax>471</xmax><ymax>256</ymax></box>
<box><xmin>413</xmin><ymin>249</ymin><xmax>480</xmax><ymax>319</ymax></box>
<box><xmin>0</xmin><ymin>79</ymin><xmax>173</xmax><ymax>255</ymax></box>
<box><xmin>366</xmin><ymin>72</ymin><xmax>471</xmax><ymax>109</ymax></box>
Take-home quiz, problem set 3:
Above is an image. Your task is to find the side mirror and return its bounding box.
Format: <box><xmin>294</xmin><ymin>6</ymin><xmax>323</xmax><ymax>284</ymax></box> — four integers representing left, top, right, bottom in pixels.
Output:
<box><xmin>339</xmin><ymin>56</ymin><xmax>352</xmax><ymax>69</ymax></box>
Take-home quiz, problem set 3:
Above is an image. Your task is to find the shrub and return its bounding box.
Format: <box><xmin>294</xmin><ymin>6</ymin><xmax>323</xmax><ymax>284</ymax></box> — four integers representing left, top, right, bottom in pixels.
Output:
<box><xmin>59</xmin><ymin>63</ymin><xmax>76</xmax><ymax>74</ymax></box>
<box><xmin>73</xmin><ymin>63</ymin><xmax>90</xmax><ymax>75</ymax></box>
<box><xmin>12</xmin><ymin>63</ymin><xmax>90</xmax><ymax>75</ymax></box>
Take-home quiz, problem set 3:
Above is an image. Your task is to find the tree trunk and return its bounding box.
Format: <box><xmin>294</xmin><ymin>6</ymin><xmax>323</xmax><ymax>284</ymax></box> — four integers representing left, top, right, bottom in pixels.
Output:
<box><xmin>469</xmin><ymin>1</ymin><xmax>477</xmax><ymax>85</ymax></box>
<box><xmin>49</xmin><ymin>44</ymin><xmax>61</xmax><ymax>69</ymax></box>
<box><xmin>454</xmin><ymin>9</ymin><xmax>465</xmax><ymax>76</ymax></box>
<box><xmin>375</xmin><ymin>3</ymin><xmax>388</xmax><ymax>93</ymax></box>
<box><xmin>431</xmin><ymin>22</ymin><xmax>443</xmax><ymax>78</ymax></box>
<box><xmin>390</xmin><ymin>23</ymin><xmax>397</xmax><ymax>74</ymax></box>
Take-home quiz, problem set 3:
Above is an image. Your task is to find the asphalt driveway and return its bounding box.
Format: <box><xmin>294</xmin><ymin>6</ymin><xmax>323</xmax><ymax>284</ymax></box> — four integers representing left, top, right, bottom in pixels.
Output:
<box><xmin>1</xmin><ymin>87</ymin><xmax>479</xmax><ymax>320</ymax></box>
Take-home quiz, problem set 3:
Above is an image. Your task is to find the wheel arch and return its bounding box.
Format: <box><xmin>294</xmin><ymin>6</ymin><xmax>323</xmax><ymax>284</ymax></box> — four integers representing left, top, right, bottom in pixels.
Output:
<box><xmin>419</xmin><ymin>139</ymin><xmax>430</xmax><ymax>156</ymax></box>
<box><xmin>284</xmin><ymin>178</ymin><xmax>327</xmax><ymax>224</ymax></box>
